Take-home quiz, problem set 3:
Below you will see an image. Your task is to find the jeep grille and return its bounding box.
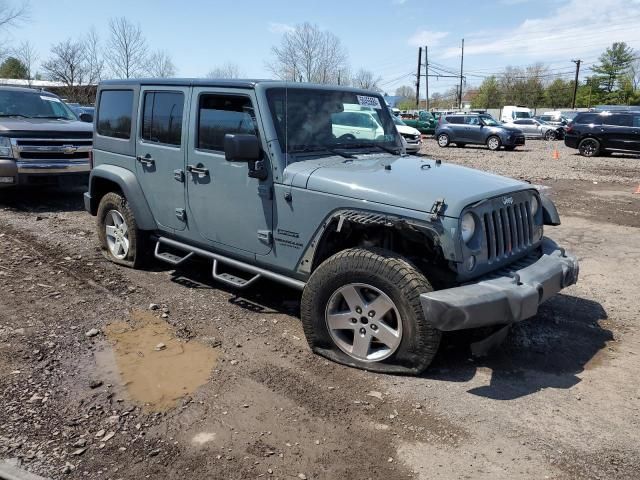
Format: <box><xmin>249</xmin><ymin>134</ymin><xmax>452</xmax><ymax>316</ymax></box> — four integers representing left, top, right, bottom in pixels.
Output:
<box><xmin>482</xmin><ymin>200</ymin><xmax>534</xmax><ymax>262</ymax></box>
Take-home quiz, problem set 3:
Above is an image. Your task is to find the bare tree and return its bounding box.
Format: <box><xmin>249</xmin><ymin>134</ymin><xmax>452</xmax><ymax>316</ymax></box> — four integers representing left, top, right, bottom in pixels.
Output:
<box><xmin>14</xmin><ymin>40</ymin><xmax>37</xmax><ymax>85</ymax></box>
<box><xmin>146</xmin><ymin>50</ymin><xmax>176</xmax><ymax>78</ymax></box>
<box><xmin>351</xmin><ymin>69</ymin><xmax>382</xmax><ymax>91</ymax></box>
<box><xmin>41</xmin><ymin>39</ymin><xmax>86</xmax><ymax>99</ymax></box>
<box><xmin>0</xmin><ymin>0</ymin><xmax>29</xmax><ymax>59</ymax></box>
<box><xmin>84</xmin><ymin>28</ymin><xmax>104</xmax><ymax>85</ymax></box>
<box><xmin>106</xmin><ymin>17</ymin><xmax>148</xmax><ymax>78</ymax></box>
<box><xmin>267</xmin><ymin>22</ymin><xmax>348</xmax><ymax>84</ymax></box>
<box><xmin>206</xmin><ymin>62</ymin><xmax>241</xmax><ymax>79</ymax></box>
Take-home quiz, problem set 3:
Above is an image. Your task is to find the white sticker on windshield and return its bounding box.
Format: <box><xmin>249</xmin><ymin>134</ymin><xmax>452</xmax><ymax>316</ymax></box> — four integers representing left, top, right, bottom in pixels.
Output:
<box><xmin>40</xmin><ymin>95</ymin><xmax>61</xmax><ymax>102</ymax></box>
<box><xmin>356</xmin><ymin>95</ymin><xmax>381</xmax><ymax>109</ymax></box>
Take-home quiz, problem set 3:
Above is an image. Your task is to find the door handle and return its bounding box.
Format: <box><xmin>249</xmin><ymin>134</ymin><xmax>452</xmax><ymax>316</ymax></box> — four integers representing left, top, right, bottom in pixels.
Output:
<box><xmin>187</xmin><ymin>165</ymin><xmax>210</xmax><ymax>177</ymax></box>
<box><xmin>136</xmin><ymin>155</ymin><xmax>155</xmax><ymax>167</ymax></box>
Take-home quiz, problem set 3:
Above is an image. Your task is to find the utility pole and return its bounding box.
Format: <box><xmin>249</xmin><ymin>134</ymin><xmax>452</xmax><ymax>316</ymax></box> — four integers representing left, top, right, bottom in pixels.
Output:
<box><xmin>458</xmin><ymin>38</ymin><xmax>464</xmax><ymax>109</ymax></box>
<box><xmin>425</xmin><ymin>45</ymin><xmax>429</xmax><ymax>111</ymax></box>
<box><xmin>571</xmin><ymin>59</ymin><xmax>581</xmax><ymax>109</ymax></box>
<box><xmin>416</xmin><ymin>47</ymin><xmax>422</xmax><ymax>109</ymax></box>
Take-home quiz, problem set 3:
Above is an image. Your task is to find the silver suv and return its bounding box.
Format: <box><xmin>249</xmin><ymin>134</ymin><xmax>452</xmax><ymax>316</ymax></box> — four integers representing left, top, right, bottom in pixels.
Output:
<box><xmin>0</xmin><ymin>86</ymin><xmax>93</xmax><ymax>189</ymax></box>
<box><xmin>435</xmin><ymin>113</ymin><xmax>525</xmax><ymax>151</ymax></box>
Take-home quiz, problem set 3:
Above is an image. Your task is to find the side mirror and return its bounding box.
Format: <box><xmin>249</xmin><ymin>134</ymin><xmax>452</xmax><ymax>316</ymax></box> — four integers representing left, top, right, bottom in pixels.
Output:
<box><xmin>79</xmin><ymin>113</ymin><xmax>93</xmax><ymax>123</ymax></box>
<box><xmin>224</xmin><ymin>134</ymin><xmax>260</xmax><ymax>162</ymax></box>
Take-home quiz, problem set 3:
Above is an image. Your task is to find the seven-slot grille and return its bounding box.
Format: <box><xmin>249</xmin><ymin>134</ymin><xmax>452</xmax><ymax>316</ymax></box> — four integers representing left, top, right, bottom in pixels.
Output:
<box><xmin>482</xmin><ymin>200</ymin><xmax>534</xmax><ymax>262</ymax></box>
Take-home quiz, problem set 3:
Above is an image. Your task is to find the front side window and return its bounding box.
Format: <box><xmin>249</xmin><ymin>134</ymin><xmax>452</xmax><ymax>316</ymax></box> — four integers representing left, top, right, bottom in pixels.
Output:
<box><xmin>464</xmin><ymin>116</ymin><xmax>479</xmax><ymax>125</ymax></box>
<box><xmin>0</xmin><ymin>90</ymin><xmax>76</xmax><ymax>120</ymax></box>
<box><xmin>141</xmin><ymin>91</ymin><xmax>184</xmax><ymax>146</ymax></box>
<box><xmin>197</xmin><ymin>94</ymin><xmax>257</xmax><ymax>151</ymax></box>
<box><xmin>266</xmin><ymin>88</ymin><xmax>398</xmax><ymax>157</ymax></box>
<box><xmin>479</xmin><ymin>115</ymin><xmax>500</xmax><ymax>126</ymax></box>
<box><xmin>97</xmin><ymin>90</ymin><xmax>133</xmax><ymax>139</ymax></box>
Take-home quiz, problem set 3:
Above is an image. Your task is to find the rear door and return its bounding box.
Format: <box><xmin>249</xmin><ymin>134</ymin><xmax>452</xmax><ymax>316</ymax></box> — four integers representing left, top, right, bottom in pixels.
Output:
<box><xmin>135</xmin><ymin>87</ymin><xmax>190</xmax><ymax>232</ymax></box>
<box><xmin>600</xmin><ymin>114</ymin><xmax>635</xmax><ymax>151</ymax></box>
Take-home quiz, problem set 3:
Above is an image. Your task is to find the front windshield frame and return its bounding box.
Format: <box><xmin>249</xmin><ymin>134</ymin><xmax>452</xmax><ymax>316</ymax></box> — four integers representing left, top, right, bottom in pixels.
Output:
<box><xmin>0</xmin><ymin>90</ymin><xmax>78</xmax><ymax>120</ymax></box>
<box><xmin>265</xmin><ymin>87</ymin><xmax>401</xmax><ymax>159</ymax></box>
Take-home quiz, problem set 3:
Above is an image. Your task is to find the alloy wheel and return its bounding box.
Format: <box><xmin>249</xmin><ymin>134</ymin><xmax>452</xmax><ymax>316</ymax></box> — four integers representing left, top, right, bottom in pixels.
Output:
<box><xmin>105</xmin><ymin>210</ymin><xmax>130</xmax><ymax>259</ymax></box>
<box><xmin>325</xmin><ymin>283</ymin><xmax>403</xmax><ymax>362</ymax></box>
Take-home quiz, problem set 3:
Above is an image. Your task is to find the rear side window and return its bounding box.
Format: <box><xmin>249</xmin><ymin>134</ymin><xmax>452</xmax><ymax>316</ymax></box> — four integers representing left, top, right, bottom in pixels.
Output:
<box><xmin>197</xmin><ymin>95</ymin><xmax>257</xmax><ymax>151</ymax></box>
<box><xmin>603</xmin><ymin>114</ymin><xmax>632</xmax><ymax>127</ymax></box>
<box><xmin>574</xmin><ymin>113</ymin><xmax>603</xmax><ymax>125</ymax></box>
<box><xmin>97</xmin><ymin>90</ymin><xmax>133</xmax><ymax>139</ymax></box>
<box><xmin>141</xmin><ymin>91</ymin><xmax>184</xmax><ymax>146</ymax></box>
<box><xmin>445</xmin><ymin>116</ymin><xmax>464</xmax><ymax>124</ymax></box>
<box><xmin>634</xmin><ymin>115</ymin><xmax>640</xmax><ymax>127</ymax></box>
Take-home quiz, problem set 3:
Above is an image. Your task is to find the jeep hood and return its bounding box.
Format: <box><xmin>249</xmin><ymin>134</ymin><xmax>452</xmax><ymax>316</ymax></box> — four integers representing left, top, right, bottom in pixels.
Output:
<box><xmin>0</xmin><ymin>117</ymin><xmax>93</xmax><ymax>134</ymax></box>
<box><xmin>284</xmin><ymin>154</ymin><xmax>532</xmax><ymax>217</ymax></box>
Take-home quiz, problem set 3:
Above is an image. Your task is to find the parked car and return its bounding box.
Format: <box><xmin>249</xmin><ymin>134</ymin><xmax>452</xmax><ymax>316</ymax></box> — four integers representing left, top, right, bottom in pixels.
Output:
<box><xmin>435</xmin><ymin>113</ymin><xmax>525</xmax><ymax>150</ymax></box>
<box><xmin>69</xmin><ymin>104</ymin><xmax>95</xmax><ymax>120</ymax></box>
<box><xmin>564</xmin><ymin>110</ymin><xmax>640</xmax><ymax>157</ymax></box>
<box><xmin>534</xmin><ymin>113</ymin><xmax>568</xmax><ymax>127</ymax></box>
<box><xmin>85</xmin><ymin>79</ymin><xmax>578</xmax><ymax>375</ymax></box>
<box><xmin>504</xmin><ymin>118</ymin><xmax>563</xmax><ymax>140</ymax></box>
<box><xmin>391</xmin><ymin>115</ymin><xmax>422</xmax><ymax>153</ymax></box>
<box><xmin>501</xmin><ymin>105</ymin><xmax>532</xmax><ymax>123</ymax></box>
<box><xmin>0</xmin><ymin>86</ymin><xmax>93</xmax><ymax>189</ymax></box>
<box><xmin>400</xmin><ymin>110</ymin><xmax>437</xmax><ymax>134</ymax></box>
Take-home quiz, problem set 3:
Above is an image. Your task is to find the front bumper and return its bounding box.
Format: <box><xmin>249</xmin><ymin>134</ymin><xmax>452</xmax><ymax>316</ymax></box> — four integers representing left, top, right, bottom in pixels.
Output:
<box><xmin>503</xmin><ymin>135</ymin><xmax>525</xmax><ymax>146</ymax></box>
<box><xmin>0</xmin><ymin>159</ymin><xmax>89</xmax><ymax>188</ymax></box>
<box><xmin>420</xmin><ymin>238</ymin><xmax>579</xmax><ymax>331</ymax></box>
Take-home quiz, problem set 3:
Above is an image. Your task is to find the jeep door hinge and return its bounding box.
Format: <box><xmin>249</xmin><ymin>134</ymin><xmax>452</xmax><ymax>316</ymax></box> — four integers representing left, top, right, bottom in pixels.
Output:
<box><xmin>257</xmin><ymin>230</ymin><xmax>272</xmax><ymax>245</ymax></box>
<box><xmin>257</xmin><ymin>184</ymin><xmax>273</xmax><ymax>199</ymax></box>
<box><xmin>174</xmin><ymin>169</ymin><xmax>185</xmax><ymax>183</ymax></box>
<box><xmin>430</xmin><ymin>198</ymin><xmax>446</xmax><ymax>220</ymax></box>
<box><xmin>175</xmin><ymin>208</ymin><xmax>186</xmax><ymax>222</ymax></box>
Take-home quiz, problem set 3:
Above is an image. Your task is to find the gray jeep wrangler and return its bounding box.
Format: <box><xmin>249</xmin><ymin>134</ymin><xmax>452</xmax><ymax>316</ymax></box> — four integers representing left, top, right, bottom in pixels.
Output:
<box><xmin>84</xmin><ymin>79</ymin><xmax>579</xmax><ymax>374</ymax></box>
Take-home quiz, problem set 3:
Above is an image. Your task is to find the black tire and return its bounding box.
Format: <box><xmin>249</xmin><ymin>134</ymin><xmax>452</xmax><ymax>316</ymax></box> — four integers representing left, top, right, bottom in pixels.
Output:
<box><xmin>436</xmin><ymin>133</ymin><xmax>450</xmax><ymax>147</ymax></box>
<box><xmin>544</xmin><ymin>130</ymin><xmax>556</xmax><ymax>141</ymax></box>
<box><xmin>578</xmin><ymin>137</ymin><xmax>600</xmax><ymax>157</ymax></box>
<box><xmin>301</xmin><ymin>248</ymin><xmax>441</xmax><ymax>375</ymax></box>
<box><xmin>504</xmin><ymin>146</ymin><xmax>516</xmax><ymax>151</ymax></box>
<box><xmin>486</xmin><ymin>135</ymin><xmax>501</xmax><ymax>151</ymax></box>
<box><xmin>97</xmin><ymin>191</ymin><xmax>148</xmax><ymax>268</ymax></box>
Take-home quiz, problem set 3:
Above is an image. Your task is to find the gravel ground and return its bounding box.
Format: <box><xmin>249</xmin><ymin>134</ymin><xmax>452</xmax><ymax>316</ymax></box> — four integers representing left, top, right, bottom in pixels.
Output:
<box><xmin>1</xmin><ymin>146</ymin><xmax>639</xmax><ymax>479</ymax></box>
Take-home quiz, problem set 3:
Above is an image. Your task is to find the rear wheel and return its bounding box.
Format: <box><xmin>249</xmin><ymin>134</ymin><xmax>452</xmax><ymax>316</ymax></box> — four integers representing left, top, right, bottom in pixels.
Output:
<box><xmin>437</xmin><ymin>133</ymin><xmax>450</xmax><ymax>147</ymax></box>
<box><xmin>487</xmin><ymin>135</ymin><xmax>501</xmax><ymax>151</ymax></box>
<box><xmin>97</xmin><ymin>192</ymin><xmax>148</xmax><ymax>268</ymax></box>
<box><xmin>578</xmin><ymin>137</ymin><xmax>600</xmax><ymax>157</ymax></box>
<box><xmin>301</xmin><ymin>248</ymin><xmax>441</xmax><ymax>375</ymax></box>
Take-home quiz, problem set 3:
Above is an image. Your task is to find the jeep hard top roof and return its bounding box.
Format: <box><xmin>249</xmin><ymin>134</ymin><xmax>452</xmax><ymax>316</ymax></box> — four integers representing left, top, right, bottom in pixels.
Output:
<box><xmin>98</xmin><ymin>78</ymin><xmax>382</xmax><ymax>95</ymax></box>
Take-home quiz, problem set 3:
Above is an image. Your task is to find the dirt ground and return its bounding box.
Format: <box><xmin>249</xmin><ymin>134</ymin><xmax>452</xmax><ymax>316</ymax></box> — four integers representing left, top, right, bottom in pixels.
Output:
<box><xmin>1</xmin><ymin>141</ymin><xmax>639</xmax><ymax>479</ymax></box>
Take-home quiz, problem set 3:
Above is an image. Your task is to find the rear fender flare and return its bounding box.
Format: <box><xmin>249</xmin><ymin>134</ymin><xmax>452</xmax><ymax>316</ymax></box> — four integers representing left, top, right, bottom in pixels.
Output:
<box><xmin>88</xmin><ymin>164</ymin><xmax>157</xmax><ymax>231</ymax></box>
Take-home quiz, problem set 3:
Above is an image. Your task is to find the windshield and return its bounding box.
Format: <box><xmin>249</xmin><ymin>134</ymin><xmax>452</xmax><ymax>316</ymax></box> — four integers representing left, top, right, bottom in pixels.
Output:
<box><xmin>0</xmin><ymin>90</ymin><xmax>77</xmax><ymax>120</ymax></box>
<box><xmin>392</xmin><ymin>116</ymin><xmax>407</xmax><ymax>126</ymax></box>
<box><xmin>514</xmin><ymin>111</ymin><xmax>531</xmax><ymax>119</ymax></box>
<box><xmin>266</xmin><ymin>88</ymin><xmax>400</xmax><ymax>158</ymax></box>
<box><xmin>479</xmin><ymin>115</ymin><xmax>500</xmax><ymax>126</ymax></box>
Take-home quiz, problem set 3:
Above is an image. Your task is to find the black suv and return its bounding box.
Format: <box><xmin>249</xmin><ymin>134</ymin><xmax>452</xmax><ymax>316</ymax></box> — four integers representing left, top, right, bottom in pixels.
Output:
<box><xmin>564</xmin><ymin>111</ymin><xmax>640</xmax><ymax>157</ymax></box>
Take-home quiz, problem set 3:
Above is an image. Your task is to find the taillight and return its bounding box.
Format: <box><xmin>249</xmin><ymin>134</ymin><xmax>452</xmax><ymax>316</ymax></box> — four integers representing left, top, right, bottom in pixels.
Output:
<box><xmin>89</xmin><ymin>149</ymin><xmax>94</xmax><ymax>170</ymax></box>
<box><xmin>565</xmin><ymin>125</ymin><xmax>573</xmax><ymax>133</ymax></box>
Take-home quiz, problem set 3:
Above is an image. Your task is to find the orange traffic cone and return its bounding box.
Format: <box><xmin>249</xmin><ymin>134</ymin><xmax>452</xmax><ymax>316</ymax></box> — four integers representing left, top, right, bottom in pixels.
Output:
<box><xmin>552</xmin><ymin>147</ymin><xmax>560</xmax><ymax>160</ymax></box>
<box><xmin>634</xmin><ymin>184</ymin><xmax>640</xmax><ymax>194</ymax></box>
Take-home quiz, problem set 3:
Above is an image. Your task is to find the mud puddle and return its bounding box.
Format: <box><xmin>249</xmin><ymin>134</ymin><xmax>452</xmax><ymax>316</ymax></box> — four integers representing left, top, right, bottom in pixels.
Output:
<box><xmin>96</xmin><ymin>310</ymin><xmax>219</xmax><ymax>411</ymax></box>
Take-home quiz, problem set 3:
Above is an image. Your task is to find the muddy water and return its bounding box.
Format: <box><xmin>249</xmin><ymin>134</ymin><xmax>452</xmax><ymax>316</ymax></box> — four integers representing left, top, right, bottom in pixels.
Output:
<box><xmin>97</xmin><ymin>310</ymin><xmax>219</xmax><ymax>412</ymax></box>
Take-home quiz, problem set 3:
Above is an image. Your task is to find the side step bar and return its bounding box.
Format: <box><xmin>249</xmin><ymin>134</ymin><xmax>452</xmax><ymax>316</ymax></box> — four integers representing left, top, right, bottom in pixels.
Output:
<box><xmin>155</xmin><ymin>237</ymin><xmax>306</xmax><ymax>291</ymax></box>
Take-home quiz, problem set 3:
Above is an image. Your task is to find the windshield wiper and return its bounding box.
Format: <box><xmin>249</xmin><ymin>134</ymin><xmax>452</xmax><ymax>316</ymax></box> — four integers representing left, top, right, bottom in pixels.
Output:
<box><xmin>289</xmin><ymin>145</ymin><xmax>355</xmax><ymax>159</ymax></box>
<box><xmin>331</xmin><ymin>142</ymin><xmax>401</xmax><ymax>156</ymax></box>
<box><xmin>0</xmin><ymin>114</ymin><xmax>31</xmax><ymax>118</ymax></box>
<box><xmin>35</xmin><ymin>115</ymin><xmax>70</xmax><ymax>119</ymax></box>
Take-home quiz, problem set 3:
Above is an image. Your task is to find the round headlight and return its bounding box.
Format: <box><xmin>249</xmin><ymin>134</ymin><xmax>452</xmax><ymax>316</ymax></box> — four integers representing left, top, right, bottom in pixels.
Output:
<box><xmin>531</xmin><ymin>196</ymin><xmax>539</xmax><ymax>216</ymax></box>
<box><xmin>461</xmin><ymin>212</ymin><xmax>476</xmax><ymax>243</ymax></box>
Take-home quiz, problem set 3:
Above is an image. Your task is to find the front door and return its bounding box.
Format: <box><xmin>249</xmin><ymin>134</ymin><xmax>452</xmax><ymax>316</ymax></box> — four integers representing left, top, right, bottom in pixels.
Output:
<box><xmin>462</xmin><ymin>115</ymin><xmax>482</xmax><ymax>142</ymax></box>
<box><xmin>135</xmin><ymin>87</ymin><xmax>190</xmax><ymax>231</ymax></box>
<box><xmin>186</xmin><ymin>88</ymin><xmax>273</xmax><ymax>256</ymax></box>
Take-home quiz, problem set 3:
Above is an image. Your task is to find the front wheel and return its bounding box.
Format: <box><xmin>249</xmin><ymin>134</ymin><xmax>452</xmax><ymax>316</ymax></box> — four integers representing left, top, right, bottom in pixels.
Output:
<box><xmin>544</xmin><ymin>130</ymin><xmax>556</xmax><ymax>141</ymax></box>
<box><xmin>437</xmin><ymin>133</ymin><xmax>450</xmax><ymax>147</ymax></box>
<box><xmin>578</xmin><ymin>137</ymin><xmax>600</xmax><ymax>157</ymax></box>
<box><xmin>301</xmin><ymin>248</ymin><xmax>441</xmax><ymax>375</ymax></box>
<box><xmin>486</xmin><ymin>135</ymin><xmax>501</xmax><ymax>151</ymax></box>
<box><xmin>97</xmin><ymin>192</ymin><xmax>148</xmax><ymax>268</ymax></box>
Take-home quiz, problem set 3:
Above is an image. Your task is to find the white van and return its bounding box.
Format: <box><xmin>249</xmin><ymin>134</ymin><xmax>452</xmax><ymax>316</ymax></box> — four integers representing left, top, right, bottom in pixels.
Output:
<box><xmin>501</xmin><ymin>105</ymin><xmax>532</xmax><ymax>123</ymax></box>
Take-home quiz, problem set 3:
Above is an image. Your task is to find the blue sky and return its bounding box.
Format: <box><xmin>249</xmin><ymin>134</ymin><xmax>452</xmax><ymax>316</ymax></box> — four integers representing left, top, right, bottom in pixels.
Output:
<box><xmin>4</xmin><ymin>0</ymin><xmax>640</xmax><ymax>95</ymax></box>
